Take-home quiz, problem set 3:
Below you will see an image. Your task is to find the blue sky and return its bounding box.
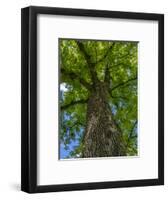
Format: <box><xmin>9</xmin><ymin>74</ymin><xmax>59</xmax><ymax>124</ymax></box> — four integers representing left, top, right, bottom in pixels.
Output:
<box><xmin>60</xmin><ymin>83</ymin><xmax>83</xmax><ymax>159</ymax></box>
<box><xmin>60</xmin><ymin>138</ymin><xmax>80</xmax><ymax>159</ymax></box>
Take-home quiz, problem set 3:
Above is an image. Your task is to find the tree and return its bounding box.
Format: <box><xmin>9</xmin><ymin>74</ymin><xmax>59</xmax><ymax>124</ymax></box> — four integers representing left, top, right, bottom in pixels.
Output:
<box><xmin>59</xmin><ymin>39</ymin><xmax>138</xmax><ymax>158</ymax></box>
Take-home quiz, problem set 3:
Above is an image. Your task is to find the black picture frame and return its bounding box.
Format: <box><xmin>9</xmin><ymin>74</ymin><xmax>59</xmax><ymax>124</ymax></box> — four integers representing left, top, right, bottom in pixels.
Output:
<box><xmin>21</xmin><ymin>6</ymin><xmax>164</xmax><ymax>193</ymax></box>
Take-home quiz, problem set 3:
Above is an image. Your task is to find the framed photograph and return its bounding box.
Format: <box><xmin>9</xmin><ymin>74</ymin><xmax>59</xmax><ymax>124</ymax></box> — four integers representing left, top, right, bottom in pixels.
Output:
<box><xmin>21</xmin><ymin>6</ymin><xmax>164</xmax><ymax>193</ymax></box>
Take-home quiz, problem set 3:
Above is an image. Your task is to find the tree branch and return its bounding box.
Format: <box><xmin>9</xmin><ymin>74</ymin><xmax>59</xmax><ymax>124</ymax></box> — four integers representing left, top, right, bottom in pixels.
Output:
<box><xmin>97</xmin><ymin>43</ymin><xmax>115</xmax><ymax>63</ymax></box>
<box><xmin>76</xmin><ymin>41</ymin><xmax>99</xmax><ymax>84</ymax></box>
<box><xmin>111</xmin><ymin>76</ymin><xmax>137</xmax><ymax>91</ymax></box>
<box><xmin>116</xmin><ymin>52</ymin><xmax>132</xmax><ymax>61</ymax></box>
<box><xmin>109</xmin><ymin>93</ymin><xmax>129</xmax><ymax>101</ymax></box>
<box><xmin>67</xmin><ymin>121</ymin><xmax>85</xmax><ymax>129</ymax></box>
<box><xmin>61</xmin><ymin>99</ymin><xmax>88</xmax><ymax>111</ymax></box>
<box><xmin>103</xmin><ymin>44</ymin><xmax>116</xmax><ymax>87</ymax></box>
<box><xmin>104</xmin><ymin>63</ymin><xmax>112</xmax><ymax>89</ymax></box>
<box><xmin>103</xmin><ymin>46</ymin><xmax>134</xmax><ymax>88</ymax></box>
<box><xmin>61</xmin><ymin>68</ymin><xmax>92</xmax><ymax>90</ymax></box>
<box><xmin>126</xmin><ymin>120</ymin><xmax>137</xmax><ymax>147</ymax></box>
<box><xmin>76</xmin><ymin>41</ymin><xmax>92</xmax><ymax>64</ymax></box>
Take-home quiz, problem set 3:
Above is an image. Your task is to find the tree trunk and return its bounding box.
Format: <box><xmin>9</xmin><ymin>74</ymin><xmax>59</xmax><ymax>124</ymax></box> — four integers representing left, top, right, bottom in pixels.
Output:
<box><xmin>83</xmin><ymin>81</ymin><xmax>126</xmax><ymax>158</ymax></box>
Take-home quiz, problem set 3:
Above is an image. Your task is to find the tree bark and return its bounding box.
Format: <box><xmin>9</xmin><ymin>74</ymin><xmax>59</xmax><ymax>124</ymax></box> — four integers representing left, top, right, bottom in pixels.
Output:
<box><xmin>83</xmin><ymin>81</ymin><xmax>126</xmax><ymax>157</ymax></box>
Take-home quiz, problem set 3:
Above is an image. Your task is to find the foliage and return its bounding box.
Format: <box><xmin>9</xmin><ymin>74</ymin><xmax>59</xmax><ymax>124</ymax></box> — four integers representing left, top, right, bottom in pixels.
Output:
<box><xmin>59</xmin><ymin>39</ymin><xmax>138</xmax><ymax>158</ymax></box>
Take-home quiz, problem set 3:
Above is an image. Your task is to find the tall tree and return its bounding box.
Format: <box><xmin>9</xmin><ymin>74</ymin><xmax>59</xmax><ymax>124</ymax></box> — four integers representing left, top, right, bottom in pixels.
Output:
<box><xmin>60</xmin><ymin>39</ymin><xmax>138</xmax><ymax>158</ymax></box>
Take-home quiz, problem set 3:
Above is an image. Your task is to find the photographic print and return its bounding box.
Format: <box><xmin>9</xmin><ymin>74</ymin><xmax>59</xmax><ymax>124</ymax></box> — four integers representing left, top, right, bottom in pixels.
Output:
<box><xmin>59</xmin><ymin>39</ymin><xmax>138</xmax><ymax>159</ymax></box>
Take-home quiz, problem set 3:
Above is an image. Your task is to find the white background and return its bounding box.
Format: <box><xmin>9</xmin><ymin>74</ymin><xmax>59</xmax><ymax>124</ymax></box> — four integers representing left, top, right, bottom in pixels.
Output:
<box><xmin>37</xmin><ymin>15</ymin><xmax>158</xmax><ymax>185</ymax></box>
<box><xmin>0</xmin><ymin>0</ymin><xmax>167</xmax><ymax>199</ymax></box>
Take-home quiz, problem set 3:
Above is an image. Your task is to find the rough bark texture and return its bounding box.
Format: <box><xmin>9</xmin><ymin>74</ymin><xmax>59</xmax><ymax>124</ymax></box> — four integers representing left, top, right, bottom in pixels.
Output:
<box><xmin>83</xmin><ymin>81</ymin><xmax>126</xmax><ymax>157</ymax></box>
